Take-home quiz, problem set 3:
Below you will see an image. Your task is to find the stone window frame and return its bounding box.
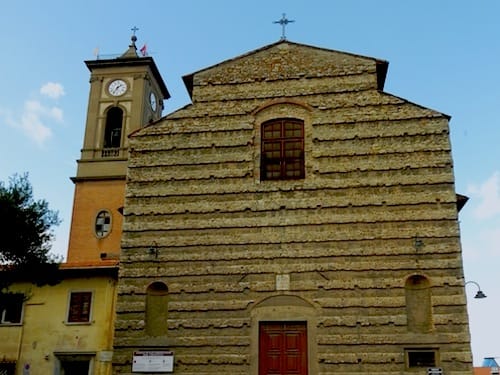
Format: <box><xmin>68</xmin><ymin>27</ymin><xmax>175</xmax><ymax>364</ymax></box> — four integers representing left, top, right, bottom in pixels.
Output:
<box><xmin>101</xmin><ymin>103</ymin><xmax>129</xmax><ymax>158</ymax></box>
<box><xmin>261</xmin><ymin>118</ymin><xmax>305</xmax><ymax>180</ymax></box>
<box><xmin>253</xmin><ymin>99</ymin><xmax>313</xmax><ymax>183</ymax></box>
<box><xmin>405</xmin><ymin>348</ymin><xmax>440</xmax><ymax>368</ymax></box>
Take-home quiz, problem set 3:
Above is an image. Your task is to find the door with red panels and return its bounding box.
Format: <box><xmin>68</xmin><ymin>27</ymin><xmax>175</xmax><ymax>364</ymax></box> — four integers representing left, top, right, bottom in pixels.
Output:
<box><xmin>259</xmin><ymin>322</ymin><xmax>308</xmax><ymax>375</ymax></box>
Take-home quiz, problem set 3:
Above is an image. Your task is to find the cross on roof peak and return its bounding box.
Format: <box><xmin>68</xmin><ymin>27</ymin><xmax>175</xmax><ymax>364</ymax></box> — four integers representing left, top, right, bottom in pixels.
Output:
<box><xmin>273</xmin><ymin>13</ymin><xmax>295</xmax><ymax>41</ymax></box>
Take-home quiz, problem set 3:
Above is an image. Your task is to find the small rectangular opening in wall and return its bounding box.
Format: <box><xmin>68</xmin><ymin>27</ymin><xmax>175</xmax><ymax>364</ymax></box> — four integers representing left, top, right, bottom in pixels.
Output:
<box><xmin>0</xmin><ymin>293</ymin><xmax>24</xmax><ymax>324</ymax></box>
<box><xmin>0</xmin><ymin>362</ymin><xmax>16</xmax><ymax>375</ymax></box>
<box><xmin>55</xmin><ymin>353</ymin><xmax>95</xmax><ymax>375</ymax></box>
<box><xmin>406</xmin><ymin>348</ymin><xmax>438</xmax><ymax>367</ymax></box>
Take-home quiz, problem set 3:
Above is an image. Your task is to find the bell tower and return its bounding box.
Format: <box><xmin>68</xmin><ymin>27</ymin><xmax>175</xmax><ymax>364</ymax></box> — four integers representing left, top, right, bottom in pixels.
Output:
<box><xmin>66</xmin><ymin>33</ymin><xmax>169</xmax><ymax>264</ymax></box>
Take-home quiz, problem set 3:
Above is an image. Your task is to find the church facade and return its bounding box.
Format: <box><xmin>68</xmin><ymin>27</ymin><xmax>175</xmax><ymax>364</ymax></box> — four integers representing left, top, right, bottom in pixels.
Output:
<box><xmin>112</xmin><ymin>40</ymin><xmax>473</xmax><ymax>374</ymax></box>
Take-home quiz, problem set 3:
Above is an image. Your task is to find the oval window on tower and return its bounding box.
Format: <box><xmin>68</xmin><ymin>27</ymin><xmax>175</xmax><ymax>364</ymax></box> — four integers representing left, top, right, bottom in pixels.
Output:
<box><xmin>95</xmin><ymin>210</ymin><xmax>112</xmax><ymax>238</ymax></box>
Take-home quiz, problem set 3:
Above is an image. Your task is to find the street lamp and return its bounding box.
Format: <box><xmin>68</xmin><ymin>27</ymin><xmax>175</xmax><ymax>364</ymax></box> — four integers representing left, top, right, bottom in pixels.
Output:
<box><xmin>465</xmin><ymin>281</ymin><xmax>487</xmax><ymax>299</ymax></box>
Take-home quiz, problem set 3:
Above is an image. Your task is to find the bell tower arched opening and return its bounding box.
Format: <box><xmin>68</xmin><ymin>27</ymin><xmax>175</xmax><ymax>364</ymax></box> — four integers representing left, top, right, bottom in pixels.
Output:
<box><xmin>104</xmin><ymin>107</ymin><xmax>123</xmax><ymax>148</ymax></box>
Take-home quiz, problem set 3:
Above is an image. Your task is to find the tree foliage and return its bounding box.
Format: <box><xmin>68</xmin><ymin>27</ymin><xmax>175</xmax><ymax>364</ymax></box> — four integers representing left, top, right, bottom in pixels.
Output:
<box><xmin>0</xmin><ymin>173</ymin><xmax>61</xmax><ymax>267</ymax></box>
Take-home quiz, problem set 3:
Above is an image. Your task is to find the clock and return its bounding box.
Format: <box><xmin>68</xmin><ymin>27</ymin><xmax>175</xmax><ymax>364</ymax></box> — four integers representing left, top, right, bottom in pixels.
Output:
<box><xmin>149</xmin><ymin>91</ymin><xmax>157</xmax><ymax>111</ymax></box>
<box><xmin>108</xmin><ymin>79</ymin><xmax>127</xmax><ymax>96</ymax></box>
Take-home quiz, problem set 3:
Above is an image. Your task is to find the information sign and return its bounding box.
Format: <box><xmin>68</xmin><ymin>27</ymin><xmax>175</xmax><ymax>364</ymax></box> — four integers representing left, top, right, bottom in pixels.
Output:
<box><xmin>132</xmin><ymin>351</ymin><xmax>174</xmax><ymax>373</ymax></box>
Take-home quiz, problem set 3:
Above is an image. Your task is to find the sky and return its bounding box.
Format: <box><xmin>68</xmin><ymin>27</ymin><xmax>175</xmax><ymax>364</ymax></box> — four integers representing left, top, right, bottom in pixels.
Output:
<box><xmin>0</xmin><ymin>0</ymin><xmax>498</xmax><ymax>366</ymax></box>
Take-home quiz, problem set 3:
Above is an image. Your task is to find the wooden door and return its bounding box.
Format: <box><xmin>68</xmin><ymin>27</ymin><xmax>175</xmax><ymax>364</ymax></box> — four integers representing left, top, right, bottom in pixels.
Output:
<box><xmin>259</xmin><ymin>322</ymin><xmax>308</xmax><ymax>375</ymax></box>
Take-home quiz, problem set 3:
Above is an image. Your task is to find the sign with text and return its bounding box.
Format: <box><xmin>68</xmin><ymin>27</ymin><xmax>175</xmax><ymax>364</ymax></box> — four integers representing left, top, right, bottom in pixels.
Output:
<box><xmin>132</xmin><ymin>351</ymin><xmax>174</xmax><ymax>373</ymax></box>
<box><xmin>427</xmin><ymin>368</ymin><xmax>443</xmax><ymax>375</ymax></box>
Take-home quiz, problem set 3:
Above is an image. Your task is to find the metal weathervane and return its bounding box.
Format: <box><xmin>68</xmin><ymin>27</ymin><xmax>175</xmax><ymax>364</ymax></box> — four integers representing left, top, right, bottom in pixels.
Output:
<box><xmin>273</xmin><ymin>13</ymin><xmax>295</xmax><ymax>41</ymax></box>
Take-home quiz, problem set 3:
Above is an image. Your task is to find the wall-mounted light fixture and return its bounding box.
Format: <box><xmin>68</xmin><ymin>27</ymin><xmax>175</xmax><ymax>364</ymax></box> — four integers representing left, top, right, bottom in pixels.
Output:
<box><xmin>414</xmin><ymin>236</ymin><xmax>424</xmax><ymax>250</ymax></box>
<box><xmin>149</xmin><ymin>242</ymin><xmax>158</xmax><ymax>258</ymax></box>
<box><xmin>465</xmin><ymin>280</ymin><xmax>487</xmax><ymax>299</ymax></box>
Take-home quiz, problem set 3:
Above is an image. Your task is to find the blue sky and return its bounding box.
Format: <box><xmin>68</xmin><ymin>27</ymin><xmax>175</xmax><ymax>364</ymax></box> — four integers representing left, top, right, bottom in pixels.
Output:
<box><xmin>1</xmin><ymin>0</ymin><xmax>498</xmax><ymax>366</ymax></box>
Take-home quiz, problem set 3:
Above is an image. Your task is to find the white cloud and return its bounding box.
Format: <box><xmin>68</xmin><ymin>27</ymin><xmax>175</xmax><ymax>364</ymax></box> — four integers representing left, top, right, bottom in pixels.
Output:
<box><xmin>0</xmin><ymin>99</ymin><xmax>64</xmax><ymax>146</ymax></box>
<box><xmin>20</xmin><ymin>100</ymin><xmax>54</xmax><ymax>145</ymax></box>
<box><xmin>0</xmin><ymin>83</ymin><xmax>66</xmax><ymax>146</ymax></box>
<box><xmin>468</xmin><ymin>172</ymin><xmax>500</xmax><ymax>220</ymax></box>
<box><xmin>40</xmin><ymin>82</ymin><xmax>65</xmax><ymax>99</ymax></box>
<box><xmin>49</xmin><ymin>106</ymin><xmax>63</xmax><ymax>122</ymax></box>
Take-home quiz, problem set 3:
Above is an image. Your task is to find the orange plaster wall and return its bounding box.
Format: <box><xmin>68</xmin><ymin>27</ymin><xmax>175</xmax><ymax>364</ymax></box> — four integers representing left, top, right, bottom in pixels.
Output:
<box><xmin>67</xmin><ymin>180</ymin><xmax>125</xmax><ymax>263</ymax></box>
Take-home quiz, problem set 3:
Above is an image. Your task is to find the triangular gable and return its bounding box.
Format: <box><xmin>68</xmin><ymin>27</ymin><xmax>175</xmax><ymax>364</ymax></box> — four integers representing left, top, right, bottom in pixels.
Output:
<box><xmin>182</xmin><ymin>40</ymin><xmax>388</xmax><ymax>98</ymax></box>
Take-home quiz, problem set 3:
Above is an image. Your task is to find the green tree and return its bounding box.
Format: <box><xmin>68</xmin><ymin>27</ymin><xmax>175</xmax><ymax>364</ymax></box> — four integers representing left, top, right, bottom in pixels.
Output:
<box><xmin>0</xmin><ymin>173</ymin><xmax>61</xmax><ymax>287</ymax></box>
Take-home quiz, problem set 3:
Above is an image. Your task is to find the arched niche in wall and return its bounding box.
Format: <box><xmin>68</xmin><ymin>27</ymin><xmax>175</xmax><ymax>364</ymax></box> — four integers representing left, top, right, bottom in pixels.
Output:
<box><xmin>145</xmin><ymin>281</ymin><xmax>169</xmax><ymax>336</ymax></box>
<box><xmin>405</xmin><ymin>275</ymin><xmax>434</xmax><ymax>333</ymax></box>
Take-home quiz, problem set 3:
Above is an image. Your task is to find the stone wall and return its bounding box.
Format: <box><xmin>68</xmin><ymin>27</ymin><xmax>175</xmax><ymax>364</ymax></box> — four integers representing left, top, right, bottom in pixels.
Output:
<box><xmin>113</xmin><ymin>41</ymin><xmax>472</xmax><ymax>374</ymax></box>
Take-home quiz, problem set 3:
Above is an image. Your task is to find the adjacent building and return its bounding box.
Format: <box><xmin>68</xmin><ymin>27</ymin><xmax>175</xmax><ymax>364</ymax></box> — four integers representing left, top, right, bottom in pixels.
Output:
<box><xmin>0</xmin><ymin>265</ymin><xmax>117</xmax><ymax>374</ymax></box>
<box><xmin>0</xmin><ymin>35</ymin><xmax>167</xmax><ymax>375</ymax></box>
<box><xmin>475</xmin><ymin>357</ymin><xmax>500</xmax><ymax>375</ymax></box>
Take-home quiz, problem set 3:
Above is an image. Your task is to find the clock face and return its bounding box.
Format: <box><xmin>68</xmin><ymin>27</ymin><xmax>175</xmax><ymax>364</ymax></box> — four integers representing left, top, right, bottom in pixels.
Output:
<box><xmin>150</xmin><ymin>92</ymin><xmax>157</xmax><ymax>111</ymax></box>
<box><xmin>108</xmin><ymin>79</ymin><xmax>127</xmax><ymax>96</ymax></box>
